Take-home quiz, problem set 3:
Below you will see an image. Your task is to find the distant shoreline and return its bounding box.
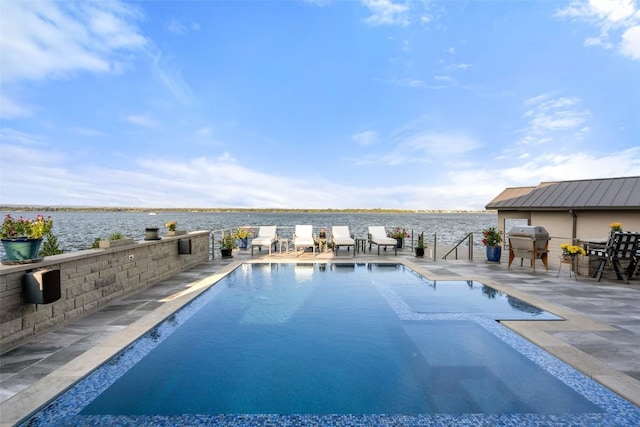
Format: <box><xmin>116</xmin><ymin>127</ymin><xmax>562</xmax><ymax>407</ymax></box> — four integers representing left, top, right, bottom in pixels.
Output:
<box><xmin>0</xmin><ymin>206</ymin><xmax>493</xmax><ymax>214</ymax></box>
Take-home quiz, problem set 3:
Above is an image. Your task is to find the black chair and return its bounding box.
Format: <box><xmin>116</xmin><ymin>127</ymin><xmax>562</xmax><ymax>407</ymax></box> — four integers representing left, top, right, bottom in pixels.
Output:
<box><xmin>591</xmin><ymin>232</ymin><xmax>640</xmax><ymax>284</ymax></box>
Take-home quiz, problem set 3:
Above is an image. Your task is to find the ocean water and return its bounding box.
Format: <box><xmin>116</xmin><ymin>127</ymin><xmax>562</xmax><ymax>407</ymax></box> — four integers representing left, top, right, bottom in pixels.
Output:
<box><xmin>0</xmin><ymin>211</ymin><xmax>516</xmax><ymax>255</ymax></box>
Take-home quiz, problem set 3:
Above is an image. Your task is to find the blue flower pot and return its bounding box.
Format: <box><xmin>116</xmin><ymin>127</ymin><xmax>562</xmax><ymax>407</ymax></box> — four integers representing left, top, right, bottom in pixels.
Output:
<box><xmin>486</xmin><ymin>246</ymin><xmax>502</xmax><ymax>263</ymax></box>
<box><xmin>1</xmin><ymin>238</ymin><xmax>43</xmax><ymax>262</ymax></box>
<box><xmin>237</xmin><ymin>238</ymin><xmax>248</xmax><ymax>249</ymax></box>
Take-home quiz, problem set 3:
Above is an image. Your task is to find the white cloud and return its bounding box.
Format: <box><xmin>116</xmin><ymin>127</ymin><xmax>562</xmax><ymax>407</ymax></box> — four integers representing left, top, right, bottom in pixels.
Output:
<box><xmin>434</xmin><ymin>75</ymin><xmax>453</xmax><ymax>82</ymax></box>
<box><xmin>167</xmin><ymin>20</ymin><xmax>200</xmax><ymax>35</ymax></box>
<box><xmin>362</xmin><ymin>0</ymin><xmax>410</xmax><ymax>26</ymax></box>
<box><xmin>2</xmin><ymin>135</ymin><xmax>639</xmax><ymax>210</ymax></box>
<box><xmin>499</xmin><ymin>148</ymin><xmax>640</xmax><ymax>186</ymax></box>
<box><xmin>0</xmin><ymin>94</ymin><xmax>33</xmax><ymax>119</ymax></box>
<box><xmin>69</xmin><ymin>127</ymin><xmax>105</xmax><ymax>137</ymax></box>
<box><xmin>167</xmin><ymin>21</ymin><xmax>188</xmax><ymax>35</ymax></box>
<box><xmin>151</xmin><ymin>53</ymin><xmax>195</xmax><ymax>105</ymax></box>
<box><xmin>124</xmin><ymin>114</ymin><xmax>159</xmax><ymax>128</ymax></box>
<box><xmin>556</xmin><ymin>0</ymin><xmax>640</xmax><ymax>60</ymax></box>
<box><xmin>0</xmin><ymin>128</ymin><xmax>44</xmax><ymax>146</ymax></box>
<box><xmin>196</xmin><ymin>127</ymin><xmax>212</xmax><ymax>137</ymax></box>
<box><xmin>357</xmin><ymin>130</ymin><xmax>481</xmax><ymax>166</ymax></box>
<box><xmin>352</xmin><ymin>130</ymin><xmax>379</xmax><ymax>146</ymax></box>
<box><xmin>517</xmin><ymin>94</ymin><xmax>590</xmax><ymax>145</ymax></box>
<box><xmin>0</xmin><ymin>0</ymin><xmax>148</xmax><ymax>122</ymax></box>
<box><xmin>0</xmin><ymin>0</ymin><xmax>147</xmax><ymax>84</ymax></box>
<box><xmin>621</xmin><ymin>25</ymin><xmax>640</xmax><ymax>58</ymax></box>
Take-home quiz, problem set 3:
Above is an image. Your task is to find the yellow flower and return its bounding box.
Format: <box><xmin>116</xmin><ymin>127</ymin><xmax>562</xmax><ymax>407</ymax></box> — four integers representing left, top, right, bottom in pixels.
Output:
<box><xmin>165</xmin><ymin>221</ymin><xmax>177</xmax><ymax>231</ymax></box>
<box><xmin>235</xmin><ymin>227</ymin><xmax>254</xmax><ymax>239</ymax></box>
<box><xmin>560</xmin><ymin>243</ymin><xmax>586</xmax><ymax>256</ymax></box>
<box><xmin>609</xmin><ymin>222</ymin><xmax>622</xmax><ymax>232</ymax></box>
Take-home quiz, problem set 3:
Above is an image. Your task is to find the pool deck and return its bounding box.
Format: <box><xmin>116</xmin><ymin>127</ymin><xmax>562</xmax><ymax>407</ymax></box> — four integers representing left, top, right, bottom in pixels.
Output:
<box><xmin>1</xmin><ymin>246</ymin><xmax>639</xmax><ymax>425</ymax></box>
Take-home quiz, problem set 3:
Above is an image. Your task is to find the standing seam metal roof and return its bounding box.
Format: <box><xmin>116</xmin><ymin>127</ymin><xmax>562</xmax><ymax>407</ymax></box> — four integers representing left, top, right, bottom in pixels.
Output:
<box><xmin>485</xmin><ymin>176</ymin><xmax>640</xmax><ymax>210</ymax></box>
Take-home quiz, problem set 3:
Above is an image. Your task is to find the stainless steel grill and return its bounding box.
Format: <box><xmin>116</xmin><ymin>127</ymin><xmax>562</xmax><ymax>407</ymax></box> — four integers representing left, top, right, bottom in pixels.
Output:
<box><xmin>507</xmin><ymin>226</ymin><xmax>550</xmax><ymax>272</ymax></box>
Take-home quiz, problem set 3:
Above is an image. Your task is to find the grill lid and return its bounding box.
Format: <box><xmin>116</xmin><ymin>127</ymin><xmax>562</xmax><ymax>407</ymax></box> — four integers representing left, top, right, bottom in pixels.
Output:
<box><xmin>507</xmin><ymin>226</ymin><xmax>549</xmax><ymax>240</ymax></box>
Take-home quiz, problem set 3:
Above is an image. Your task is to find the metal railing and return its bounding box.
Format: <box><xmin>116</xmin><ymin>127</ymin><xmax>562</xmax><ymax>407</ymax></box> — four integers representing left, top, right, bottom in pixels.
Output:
<box><xmin>209</xmin><ymin>226</ymin><xmax>479</xmax><ymax>262</ymax></box>
<box><xmin>442</xmin><ymin>232</ymin><xmax>474</xmax><ymax>261</ymax></box>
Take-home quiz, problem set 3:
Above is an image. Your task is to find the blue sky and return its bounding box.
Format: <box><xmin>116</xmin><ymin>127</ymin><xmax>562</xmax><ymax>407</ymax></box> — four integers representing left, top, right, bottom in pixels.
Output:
<box><xmin>1</xmin><ymin>0</ymin><xmax>639</xmax><ymax>210</ymax></box>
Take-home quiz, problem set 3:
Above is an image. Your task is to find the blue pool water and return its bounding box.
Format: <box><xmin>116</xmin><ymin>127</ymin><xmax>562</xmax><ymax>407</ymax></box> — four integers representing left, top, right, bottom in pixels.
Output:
<box><xmin>22</xmin><ymin>263</ymin><xmax>640</xmax><ymax>426</ymax></box>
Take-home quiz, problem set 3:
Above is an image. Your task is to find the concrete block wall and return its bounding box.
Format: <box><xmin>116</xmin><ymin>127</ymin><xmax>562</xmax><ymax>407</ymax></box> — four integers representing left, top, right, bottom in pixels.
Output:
<box><xmin>0</xmin><ymin>231</ymin><xmax>210</xmax><ymax>350</ymax></box>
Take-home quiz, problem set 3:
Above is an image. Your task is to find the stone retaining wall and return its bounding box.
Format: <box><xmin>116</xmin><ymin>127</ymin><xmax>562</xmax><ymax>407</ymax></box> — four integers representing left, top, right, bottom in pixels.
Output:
<box><xmin>0</xmin><ymin>231</ymin><xmax>210</xmax><ymax>350</ymax></box>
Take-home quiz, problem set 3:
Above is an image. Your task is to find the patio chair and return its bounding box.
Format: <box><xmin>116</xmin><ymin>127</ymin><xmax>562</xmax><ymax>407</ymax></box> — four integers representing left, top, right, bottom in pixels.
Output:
<box><xmin>590</xmin><ymin>232</ymin><xmax>640</xmax><ymax>284</ymax></box>
<box><xmin>250</xmin><ymin>226</ymin><xmax>278</xmax><ymax>256</ymax></box>
<box><xmin>293</xmin><ymin>225</ymin><xmax>315</xmax><ymax>255</ymax></box>
<box><xmin>331</xmin><ymin>226</ymin><xmax>355</xmax><ymax>257</ymax></box>
<box><xmin>368</xmin><ymin>226</ymin><xmax>398</xmax><ymax>255</ymax></box>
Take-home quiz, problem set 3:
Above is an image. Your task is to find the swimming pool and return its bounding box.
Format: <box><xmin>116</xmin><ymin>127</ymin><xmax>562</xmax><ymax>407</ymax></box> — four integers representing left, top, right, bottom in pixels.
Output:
<box><xmin>21</xmin><ymin>263</ymin><xmax>640</xmax><ymax>426</ymax></box>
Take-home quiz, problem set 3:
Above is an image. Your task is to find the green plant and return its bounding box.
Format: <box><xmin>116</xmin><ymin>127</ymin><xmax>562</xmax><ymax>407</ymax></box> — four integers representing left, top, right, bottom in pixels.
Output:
<box><xmin>40</xmin><ymin>232</ymin><xmax>63</xmax><ymax>256</ymax></box>
<box><xmin>1</xmin><ymin>214</ymin><xmax>53</xmax><ymax>239</ymax></box>
<box><xmin>389</xmin><ymin>227</ymin><xmax>410</xmax><ymax>239</ymax></box>
<box><xmin>166</xmin><ymin>220</ymin><xmax>177</xmax><ymax>231</ymax></box>
<box><xmin>481</xmin><ymin>227</ymin><xmax>502</xmax><ymax>246</ymax></box>
<box><xmin>220</xmin><ymin>232</ymin><xmax>238</xmax><ymax>250</ymax></box>
<box><xmin>91</xmin><ymin>232</ymin><xmax>127</xmax><ymax>249</ymax></box>
<box><xmin>609</xmin><ymin>222</ymin><xmax>622</xmax><ymax>232</ymax></box>
<box><xmin>417</xmin><ymin>233</ymin><xmax>425</xmax><ymax>248</ymax></box>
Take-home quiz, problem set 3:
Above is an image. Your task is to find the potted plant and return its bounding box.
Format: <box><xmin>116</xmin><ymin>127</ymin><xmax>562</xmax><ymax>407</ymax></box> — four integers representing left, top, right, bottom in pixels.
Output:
<box><xmin>1</xmin><ymin>214</ymin><xmax>53</xmax><ymax>263</ymax></box>
<box><xmin>166</xmin><ymin>220</ymin><xmax>187</xmax><ymax>236</ymax></box>
<box><xmin>235</xmin><ymin>227</ymin><xmax>254</xmax><ymax>249</ymax></box>
<box><xmin>609</xmin><ymin>222</ymin><xmax>623</xmax><ymax>232</ymax></box>
<box><xmin>220</xmin><ymin>231</ymin><xmax>238</xmax><ymax>257</ymax></box>
<box><xmin>560</xmin><ymin>243</ymin><xmax>586</xmax><ymax>263</ymax></box>
<box><xmin>389</xmin><ymin>227</ymin><xmax>410</xmax><ymax>248</ymax></box>
<box><xmin>481</xmin><ymin>227</ymin><xmax>503</xmax><ymax>262</ymax></box>
<box><xmin>96</xmin><ymin>232</ymin><xmax>135</xmax><ymax>249</ymax></box>
<box><xmin>318</xmin><ymin>227</ymin><xmax>327</xmax><ymax>239</ymax></box>
<box><xmin>415</xmin><ymin>232</ymin><xmax>426</xmax><ymax>258</ymax></box>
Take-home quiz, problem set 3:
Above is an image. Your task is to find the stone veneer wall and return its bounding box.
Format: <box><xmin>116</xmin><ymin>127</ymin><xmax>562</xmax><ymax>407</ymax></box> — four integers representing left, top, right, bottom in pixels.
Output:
<box><xmin>0</xmin><ymin>231</ymin><xmax>210</xmax><ymax>350</ymax></box>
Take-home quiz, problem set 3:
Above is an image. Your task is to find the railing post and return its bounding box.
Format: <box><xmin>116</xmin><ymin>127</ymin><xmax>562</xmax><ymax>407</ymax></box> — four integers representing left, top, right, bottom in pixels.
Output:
<box><xmin>210</xmin><ymin>231</ymin><xmax>216</xmax><ymax>260</ymax></box>
<box><xmin>433</xmin><ymin>233</ymin><xmax>437</xmax><ymax>262</ymax></box>
<box><xmin>469</xmin><ymin>233</ymin><xmax>473</xmax><ymax>261</ymax></box>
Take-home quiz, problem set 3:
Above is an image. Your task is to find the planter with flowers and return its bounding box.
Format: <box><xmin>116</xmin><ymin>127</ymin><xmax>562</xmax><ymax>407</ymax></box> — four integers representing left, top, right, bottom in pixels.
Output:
<box><xmin>166</xmin><ymin>220</ymin><xmax>187</xmax><ymax>237</ymax></box>
<box><xmin>481</xmin><ymin>227</ymin><xmax>503</xmax><ymax>262</ymax></box>
<box><xmin>609</xmin><ymin>222</ymin><xmax>623</xmax><ymax>233</ymax></box>
<box><xmin>560</xmin><ymin>243</ymin><xmax>586</xmax><ymax>263</ymax></box>
<box><xmin>558</xmin><ymin>243</ymin><xmax>586</xmax><ymax>278</ymax></box>
<box><xmin>235</xmin><ymin>227</ymin><xmax>254</xmax><ymax>249</ymax></box>
<box><xmin>389</xmin><ymin>227</ymin><xmax>410</xmax><ymax>248</ymax></box>
<box><xmin>1</xmin><ymin>214</ymin><xmax>53</xmax><ymax>263</ymax></box>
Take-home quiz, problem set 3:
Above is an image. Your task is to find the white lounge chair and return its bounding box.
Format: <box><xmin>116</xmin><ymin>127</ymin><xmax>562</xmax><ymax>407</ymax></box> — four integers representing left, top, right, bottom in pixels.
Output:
<box><xmin>293</xmin><ymin>225</ymin><xmax>315</xmax><ymax>255</ymax></box>
<box><xmin>368</xmin><ymin>226</ymin><xmax>398</xmax><ymax>255</ymax></box>
<box><xmin>331</xmin><ymin>226</ymin><xmax>355</xmax><ymax>257</ymax></box>
<box><xmin>251</xmin><ymin>226</ymin><xmax>278</xmax><ymax>256</ymax></box>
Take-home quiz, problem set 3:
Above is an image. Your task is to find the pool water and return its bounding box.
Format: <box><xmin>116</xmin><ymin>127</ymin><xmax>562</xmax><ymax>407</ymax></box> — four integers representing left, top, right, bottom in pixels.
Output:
<box><xmin>22</xmin><ymin>263</ymin><xmax>640</xmax><ymax>426</ymax></box>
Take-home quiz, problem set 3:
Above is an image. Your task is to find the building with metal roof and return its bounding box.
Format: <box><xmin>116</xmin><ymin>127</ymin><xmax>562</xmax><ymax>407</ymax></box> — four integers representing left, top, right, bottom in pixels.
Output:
<box><xmin>486</xmin><ymin>176</ymin><xmax>640</xmax><ymax>211</ymax></box>
<box><xmin>486</xmin><ymin>176</ymin><xmax>640</xmax><ymax>274</ymax></box>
